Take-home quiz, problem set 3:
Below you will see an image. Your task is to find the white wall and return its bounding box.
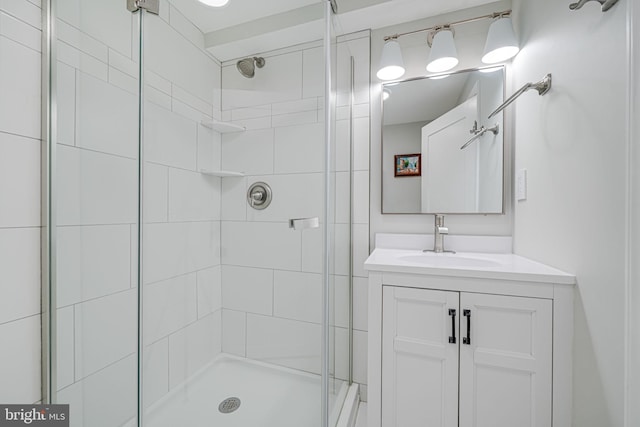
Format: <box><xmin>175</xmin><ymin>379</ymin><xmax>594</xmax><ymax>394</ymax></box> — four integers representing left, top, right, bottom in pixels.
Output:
<box><xmin>0</xmin><ymin>0</ymin><xmax>42</xmax><ymax>405</ymax></box>
<box><xmin>370</xmin><ymin>1</ymin><xmax>514</xmax><ymax>242</ymax></box>
<box><xmin>218</xmin><ymin>31</ymin><xmax>371</xmax><ymax>396</ymax></box>
<box><xmin>511</xmin><ymin>0</ymin><xmax>628</xmax><ymax>426</ymax></box>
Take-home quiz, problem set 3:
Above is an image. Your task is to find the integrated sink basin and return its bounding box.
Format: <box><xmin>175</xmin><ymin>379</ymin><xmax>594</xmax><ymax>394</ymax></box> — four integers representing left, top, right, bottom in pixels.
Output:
<box><xmin>397</xmin><ymin>253</ymin><xmax>502</xmax><ymax>268</ymax></box>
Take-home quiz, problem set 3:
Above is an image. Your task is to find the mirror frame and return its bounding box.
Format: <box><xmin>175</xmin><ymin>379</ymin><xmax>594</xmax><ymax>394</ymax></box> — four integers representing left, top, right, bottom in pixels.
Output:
<box><xmin>380</xmin><ymin>65</ymin><xmax>507</xmax><ymax>215</ymax></box>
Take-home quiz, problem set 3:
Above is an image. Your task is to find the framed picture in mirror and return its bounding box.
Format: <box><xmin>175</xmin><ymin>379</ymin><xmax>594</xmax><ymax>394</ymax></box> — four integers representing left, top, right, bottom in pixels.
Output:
<box><xmin>394</xmin><ymin>153</ymin><xmax>421</xmax><ymax>177</ymax></box>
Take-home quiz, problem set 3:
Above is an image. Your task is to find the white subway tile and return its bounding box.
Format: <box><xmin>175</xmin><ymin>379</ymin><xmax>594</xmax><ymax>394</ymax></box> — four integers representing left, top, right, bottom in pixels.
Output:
<box><xmin>221</xmin><ymin>221</ymin><xmax>301</xmax><ymax>271</ymax></box>
<box><xmin>353</xmin><ymin>117</ymin><xmax>370</xmax><ymax>171</ymax></box>
<box><xmin>168</xmin><ymin>312</ymin><xmax>221</xmax><ymax>388</ymax></box>
<box><xmin>145</xmin><ymin>69</ymin><xmax>171</xmax><ymax>95</ymax></box>
<box><xmin>0</xmin><ymin>0</ymin><xmax>41</xmax><ymax>29</ymax></box>
<box><xmin>172</xmin><ymin>85</ymin><xmax>213</xmax><ymax>117</ymax></box>
<box><xmin>145</xmin><ymin>85</ymin><xmax>172</xmax><ymax>110</ymax></box>
<box><xmin>144</xmin><ymin>221</ymin><xmax>220</xmax><ymax>283</ymax></box>
<box><xmin>246</xmin><ymin>314</ymin><xmax>321</xmax><ymax>374</ymax></box>
<box><xmin>57</xmin><ymin>355</ymin><xmax>137</xmax><ymax>427</ymax></box>
<box><xmin>332</xmin><ymin>275</ymin><xmax>349</xmax><ymax>329</ymax></box>
<box><xmin>143</xmin><ymin>273</ymin><xmax>197</xmax><ymax>344</ymax></box>
<box><xmin>222</xmin><ymin>266</ymin><xmax>273</xmax><ymax>315</ymax></box>
<box><xmin>57</xmin><ymin>225</ymin><xmax>132</xmax><ymax>307</ymax></box>
<box><xmin>335</xmin><ymin>172</ymin><xmax>350</xmax><ymax>224</ymax></box>
<box><xmin>56</xmin><ymin>63</ymin><xmax>75</xmax><ymax>146</ymax></box>
<box><xmin>0</xmin><ymin>315</ymin><xmax>41</xmax><ymax>403</ymax></box>
<box><xmin>246</xmin><ymin>173</ymin><xmax>323</xmax><ymax>223</ymax></box>
<box><xmin>56</xmin><ymin>307</ymin><xmax>75</xmax><ymax>390</ymax></box>
<box><xmin>274</xmin><ymin>122</ymin><xmax>324</xmax><ymax>174</ymax></box>
<box><xmin>144</xmin><ymin>163</ymin><xmax>169</xmax><ymax>223</ymax></box>
<box><xmin>168</xmin><ymin>168</ymin><xmax>220</xmax><ymax>222</ymax></box>
<box><xmin>302</xmin><ymin>47</ymin><xmax>323</xmax><ymax>99</ymax></box>
<box><xmin>273</xmin><ymin>270</ymin><xmax>322</xmax><ymax>324</ymax></box>
<box><xmin>221</xmin><ymin>129</ymin><xmax>274</xmax><ymax>175</ymax></box>
<box><xmin>197</xmin><ymin>266</ymin><xmax>221</xmax><ymax>318</ymax></box>
<box><xmin>231</xmin><ymin>105</ymin><xmax>271</xmax><ymax>121</ymax></box>
<box><xmin>335</xmin><ymin>119</ymin><xmax>350</xmax><ymax>172</ymax></box>
<box><xmin>353</xmin><ymin>170</ymin><xmax>370</xmax><ymax>224</ymax></box>
<box><xmin>301</xmin><ymin>226</ymin><xmax>322</xmax><ymax>274</ymax></box>
<box><xmin>334</xmin><ymin>327</ymin><xmax>350</xmax><ymax>381</ymax></box>
<box><xmin>58</xmin><ymin>41</ymin><xmax>108</xmax><ymax>82</ymax></box>
<box><xmin>57</xmin><ymin>145</ymin><xmax>137</xmax><ymax>226</ymax></box>
<box><xmin>272</xmin><ymin>98</ymin><xmax>317</xmax><ymax>116</ymax></box>
<box><xmin>353</xmin><ymin>224</ymin><xmax>370</xmax><ymax>278</ymax></box>
<box><xmin>144</xmin><ymin>102</ymin><xmax>198</xmax><ymax>170</ymax></box>
<box><xmin>142</xmin><ymin>338</ymin><xmax>169</xmax><ymax>408</ymax></box>
<box><xmin>168</xmin><ymin>4</ymin><xmax>205</xmax><ymax>49</ymax></box>
<box><xmin>197</xmin><ymin>124</ymin><xmax>220</xmax><ymax>172</ymax></box>
<box><xmin>352</xmin><ymin>330</ymin><xmax>368</xmax><ymax>384</ymax></box>
<box><xmin>0</xmin><ymin>36</ymin><xmax>40</xmax><ymax>139</ymax></box>
<box><xmin>230</xmin><ymin>116</ymin><xmax>271</xmax><ymax>130</ymax></box>
<box><xmin>76</xmin><ymin>71</ymin><xmax>138</xmax><ymax>158</ymax></box>
<box><xmin>222</xmin><ymin>309</ymin><xmax>246</xmax><ymax>357</ymax></box>
<box><xmin>56</xmin><ymin>19</ymin><xmax>108</xmax><ymax>63</ymax></box>
<box><xmin>0</xmin><ymin>133</ymin><xmax>40</xmax><ymax>227</ymax></box>
<box><xmin>221</xmin><ymin>176</ymin><xmax>247</xmax><ymax>221</ymax></box>
<box><xmin>0</xmin><ymin>11</ymin><xmax>41</xmax><ymax>51</ymax></box>
<box><xmin>74</xmin><ymin>289</ymin><xmax>137</xmax><ymax>379</ymax></box>
<box><xmin>108</xmin><ymin>48</ymin><xmax>137</xmax><ymax>77</ymax></box>
<box><xmin>109</xmin><ymin>67</ymin><xmax>137</xmax><ymax>94</ymax></box>
<box><xmin>271</xmin><ymin>110</ymin><xmax>317</xmax><ymax>128</ymax></box>
<box><xmin>352</xmin><ymin>277</ymin><xmax>368</xmax><ymax>332</ymax></box>
<box><xmin>55</xmin><ymin>0</ymin><xmax>133</xmax><ymax>57</ymax></box>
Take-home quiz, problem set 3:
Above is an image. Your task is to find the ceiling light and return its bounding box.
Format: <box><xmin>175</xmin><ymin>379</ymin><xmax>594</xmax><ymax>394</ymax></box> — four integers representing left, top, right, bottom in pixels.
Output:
<box><xmin>377</xmin><ymin>39</ymin><xmax>405</xmax><ymax>81</ymax></box>
<box><xmin>482</xmin><ymin>16</ymin><xmax>519</xmax><ymax>64</ymax></box>
<box><xmin>198</xmin><ymin>0</ymin><xmax>230</xmax><ymax>7</ymax></box>
<box><xmin>427</xmin><ymin>28</ymin><xmax>459</xmax><ymax>73</ymax></box>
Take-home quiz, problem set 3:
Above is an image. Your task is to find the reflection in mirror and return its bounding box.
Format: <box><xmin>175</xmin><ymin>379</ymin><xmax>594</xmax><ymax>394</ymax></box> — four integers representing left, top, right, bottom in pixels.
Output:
<box><xmin>381</xmin><ymin>66</ymin><xmax>505</xmax><ymax>214</ymax></box>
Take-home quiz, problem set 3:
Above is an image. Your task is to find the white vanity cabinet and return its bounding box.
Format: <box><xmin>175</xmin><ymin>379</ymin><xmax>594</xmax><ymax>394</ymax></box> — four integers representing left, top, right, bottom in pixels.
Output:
<box><xmin>365</xmin><ymin>245</ymin><xmax>575</xmax><ymax>427</ymax></box>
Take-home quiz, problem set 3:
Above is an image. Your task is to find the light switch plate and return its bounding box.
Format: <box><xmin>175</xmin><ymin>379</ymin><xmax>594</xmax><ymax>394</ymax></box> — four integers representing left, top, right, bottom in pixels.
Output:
<box><xmin>516</xmin><ymin>169</ymin><xmax>527</xmax><ymax>201</ymax></box>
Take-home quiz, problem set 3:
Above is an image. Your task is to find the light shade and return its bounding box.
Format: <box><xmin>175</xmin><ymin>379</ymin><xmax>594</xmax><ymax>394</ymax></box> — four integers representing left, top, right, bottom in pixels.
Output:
<box><xmin>427</xmin><ymin>30</ymin><xmax>459</xmax><ymax>73</ymax></box>
<box><xmin>482</xmin><ymin>17</ymin><xmax>519</xmax><ymax>64</ymax></box>
<box><xmin>198</xmin><ymin>0</ymin><xmax>230</xmax><ymax>7</ymax></box>
<box><xmin>377</xmin><ymin>40</ymin><xmax>405</xmax><ymax>81</ymax></box>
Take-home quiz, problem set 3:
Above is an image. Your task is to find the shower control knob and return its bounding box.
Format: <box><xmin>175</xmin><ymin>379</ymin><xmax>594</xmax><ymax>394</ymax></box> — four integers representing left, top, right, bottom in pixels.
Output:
<box><xmin>247</xmin><ymin>182</ymin><xmax>272</xmax><ymax>210</ymax></box>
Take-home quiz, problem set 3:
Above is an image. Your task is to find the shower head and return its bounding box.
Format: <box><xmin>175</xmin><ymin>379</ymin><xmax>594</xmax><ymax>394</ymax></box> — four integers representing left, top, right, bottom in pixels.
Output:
<box><xmin>236</xmin><ymin>57</ymin><xmax>265</xmax><ymax>78</ymax></box>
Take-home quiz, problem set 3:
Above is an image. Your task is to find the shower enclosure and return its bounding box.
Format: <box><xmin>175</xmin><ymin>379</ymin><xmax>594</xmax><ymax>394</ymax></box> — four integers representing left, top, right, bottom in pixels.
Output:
<box><xmin>43</xmin><ymin>0</ymin><xmax>354</xmax><ymax>425</ymax></box>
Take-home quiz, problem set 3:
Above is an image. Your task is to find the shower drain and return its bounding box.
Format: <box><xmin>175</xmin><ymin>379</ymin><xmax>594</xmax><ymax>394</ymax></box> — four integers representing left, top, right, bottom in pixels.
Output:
<box><xmin>218</xmin><ymin>397</ymin><xmax>241</xmax><ymax>414</ymax></box>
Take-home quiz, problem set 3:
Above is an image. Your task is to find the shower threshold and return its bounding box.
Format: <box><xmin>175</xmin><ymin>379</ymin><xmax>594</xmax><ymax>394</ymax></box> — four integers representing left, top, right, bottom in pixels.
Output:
<box><xmin>132</xmin><ymin>354</ymin><xmax>352</xmax><ymax>427</ymax></box>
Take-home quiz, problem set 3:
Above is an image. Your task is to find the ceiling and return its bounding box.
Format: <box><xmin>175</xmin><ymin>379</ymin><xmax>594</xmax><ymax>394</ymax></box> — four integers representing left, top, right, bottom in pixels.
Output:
<box><xmin>167</xmin><ymin>0</ymin><xmax>499</xmax><ymax>62</ymax></box>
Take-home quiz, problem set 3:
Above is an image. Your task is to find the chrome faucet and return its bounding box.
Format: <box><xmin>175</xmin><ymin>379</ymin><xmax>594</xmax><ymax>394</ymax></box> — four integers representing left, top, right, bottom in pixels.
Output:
<box><xmin>424</xmin><ymin>214</ymin><xmax>455</xmax><ymax>254</ymax></box>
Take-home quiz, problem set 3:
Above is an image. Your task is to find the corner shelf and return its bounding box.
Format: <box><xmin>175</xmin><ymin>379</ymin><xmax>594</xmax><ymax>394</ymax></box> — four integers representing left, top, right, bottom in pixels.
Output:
<box><xmin>200</xmin><ymin>119</ymin><xmax>245</xmax><ymax>133</ymax></box>
<box><xmin>200</xmin><ymin>169</ymin><xmax>245</xmax><ymax>178</ymax></box>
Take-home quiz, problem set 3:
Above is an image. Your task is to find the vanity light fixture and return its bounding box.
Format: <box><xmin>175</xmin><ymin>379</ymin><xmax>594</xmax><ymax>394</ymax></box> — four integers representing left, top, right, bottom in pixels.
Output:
<box><xmin>427</xmin><ymin>27</ymin><xmax>458</xmax><ymax>73</ymax></box>
<box><xmin>377</xmin><ymin>38</ymin><xmax>405</xmax><ymax>81</ymax></box>
<box><xmin>377</xmin><ymin>9</ymin><xmax>518</xmax><ymax>81</ymax></box>
<box><xmin>198</xmin><ymin>0</ymin><xmax>229</xmax><ymax>7</ymax></box>
<box><xmin>482</xmin><ymin>16</ymin><xmax>519</xmax><ymax>64</ymax></box>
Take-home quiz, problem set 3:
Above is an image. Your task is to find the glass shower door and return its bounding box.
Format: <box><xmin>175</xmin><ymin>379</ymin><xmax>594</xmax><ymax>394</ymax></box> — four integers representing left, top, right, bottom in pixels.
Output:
<box><xmin>50</xmin><ymin>0</ymin><xmax>141</xmax><ymax>425</ymax></box>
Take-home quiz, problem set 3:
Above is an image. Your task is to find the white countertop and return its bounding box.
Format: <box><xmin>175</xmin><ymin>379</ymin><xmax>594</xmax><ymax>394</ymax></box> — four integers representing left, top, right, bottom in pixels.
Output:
<box><xmin>365</xmin><ymin>248</ymin><xmax>576</xmax><ymax>285</ymax></box>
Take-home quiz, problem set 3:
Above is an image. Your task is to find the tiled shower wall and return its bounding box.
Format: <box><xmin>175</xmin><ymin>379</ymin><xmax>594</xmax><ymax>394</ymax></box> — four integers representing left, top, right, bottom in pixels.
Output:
<box><xmin>52</xmin><ymin>1</ymin><xmax>222</xmax><ymax>423</ymax></box>
<box><xmin>218</xmin><ymin>31</ymin><xmax>371</xmax><ymax>397</ymax></box>
<box><xmin>0</xmin><ymin>0</ymin><xmax>42</xmax><ymax>404</ymax></box>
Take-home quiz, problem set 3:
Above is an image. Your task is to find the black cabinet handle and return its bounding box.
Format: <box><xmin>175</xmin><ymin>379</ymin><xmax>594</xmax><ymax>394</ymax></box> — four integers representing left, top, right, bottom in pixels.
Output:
<box><xmin>448</xmin><ymin>309</ymin><xmax>456</xmax><ymax>344</ymax></box>
<box><xmin>463</xmin><ymin>309</ymin><xmax>471</xmax><ymax>345</ymax></box>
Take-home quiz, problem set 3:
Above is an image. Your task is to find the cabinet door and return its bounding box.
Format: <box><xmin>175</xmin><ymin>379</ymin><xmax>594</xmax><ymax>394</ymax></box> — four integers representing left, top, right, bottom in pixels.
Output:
<box><xmin>382</xmin><ymin>286</ymin><xmax>459</xmax><ymax>427</ymax></box>
<box><xmin>459</xmin><ymin>293</ymin><xmax>552</xmax><ymax>427</ymax></box>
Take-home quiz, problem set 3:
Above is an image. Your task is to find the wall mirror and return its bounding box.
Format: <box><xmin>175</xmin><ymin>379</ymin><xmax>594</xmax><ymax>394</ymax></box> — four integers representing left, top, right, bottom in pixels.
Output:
<box><xmin>381</xmin><ymin>66</ymin><xmax>505</xmax><ymax>214</ymax></box>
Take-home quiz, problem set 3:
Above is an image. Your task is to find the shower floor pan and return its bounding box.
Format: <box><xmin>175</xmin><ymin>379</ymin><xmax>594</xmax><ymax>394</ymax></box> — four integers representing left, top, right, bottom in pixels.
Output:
<box><xmin>141</xmin><ymin>354</ymin><xmax>350</xmax><ymax>427</ymax></box>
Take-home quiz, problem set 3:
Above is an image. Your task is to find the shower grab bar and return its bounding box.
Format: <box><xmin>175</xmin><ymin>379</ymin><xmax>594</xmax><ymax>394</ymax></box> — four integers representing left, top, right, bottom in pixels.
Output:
<box><xmin>289</xmin><ymin>217</ymin><xmax>320</xmax><ymax>231</ymax></box>
<box><xmin>460</xmin><ymin>123</ymin><xmax>499</xmax><ymax>150</ymax></box>
<box><xmin>488</xmin><ymin>74</ymin><xmax>552</xmax><ymax>119</ymax></box>
<box><xmin>569</xmin><ymin>0</ymin><xmax>619</xmax><ymax>12</ymax></box>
